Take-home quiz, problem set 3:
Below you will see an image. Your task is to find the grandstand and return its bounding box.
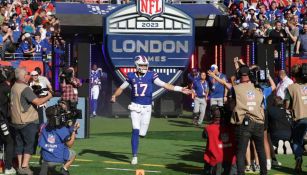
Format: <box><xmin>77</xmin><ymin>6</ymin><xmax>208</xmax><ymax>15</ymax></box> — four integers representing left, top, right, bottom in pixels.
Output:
<box><xmin>0</xmin><ymin>0</ymin><xmax>307</xmax><ymax>175</ymax></box>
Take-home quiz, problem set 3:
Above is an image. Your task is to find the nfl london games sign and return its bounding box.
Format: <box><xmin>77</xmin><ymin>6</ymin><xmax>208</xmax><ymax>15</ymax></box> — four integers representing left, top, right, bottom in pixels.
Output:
<box><xmin>104</xmin><ymin>0</ymin><xmax>194</xmax><ymax>99</ymax></box>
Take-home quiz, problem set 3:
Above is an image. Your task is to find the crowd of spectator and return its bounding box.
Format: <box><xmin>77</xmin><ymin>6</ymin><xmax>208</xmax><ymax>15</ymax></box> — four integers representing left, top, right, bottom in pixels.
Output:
<box><xmin>227</xmin><ymin>0</ymin><xmax>306</xmax><ymax>48</ymax></box>
<box><xmin>0</xmin><ymin>0</ymin><xmax>65</xmax><ymax>61</ymax></box>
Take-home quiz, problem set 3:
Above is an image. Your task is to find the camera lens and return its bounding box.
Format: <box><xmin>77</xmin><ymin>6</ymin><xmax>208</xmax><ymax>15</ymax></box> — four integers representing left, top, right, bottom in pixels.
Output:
<box><xmin>1</xmin><ymin>123</ymin><xmax>9</xmax><ymax>136</ymax></box>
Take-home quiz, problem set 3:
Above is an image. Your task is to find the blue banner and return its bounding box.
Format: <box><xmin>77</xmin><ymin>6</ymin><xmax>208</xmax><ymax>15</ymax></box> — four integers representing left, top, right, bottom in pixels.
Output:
<box><xmin>55</xmin><ymin>3</ymin><xmax>224</xmax><ymax>17</ymax></box>
<box><xmin>104</xmin><ymin>2</ymin><xmax>195</xmax><ymax>99</ymax></box>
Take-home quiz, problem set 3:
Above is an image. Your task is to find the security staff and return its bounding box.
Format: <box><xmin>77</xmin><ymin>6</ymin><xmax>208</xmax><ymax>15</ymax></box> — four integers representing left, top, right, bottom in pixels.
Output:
<box><xmin>231</xmin><ymin>65</ymin><xmax>267</xmax><ymax>175</ymax></box>
<box><xmin>284</xmin><ymin>64</ymin><xmax>307</xmax><ymax>174</ymax></box>
<box><xmin>192</xmin><ymin>71</ymin><xmax>209</xmax><ymax>126</ymax></box>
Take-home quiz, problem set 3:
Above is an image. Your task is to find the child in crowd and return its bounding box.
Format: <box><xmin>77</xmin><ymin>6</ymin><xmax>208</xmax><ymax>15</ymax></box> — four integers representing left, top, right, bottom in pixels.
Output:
<box><xmin>203</xmin><ymin>105</ymin><xmax>237</xmax><ymax>175</ymax></box>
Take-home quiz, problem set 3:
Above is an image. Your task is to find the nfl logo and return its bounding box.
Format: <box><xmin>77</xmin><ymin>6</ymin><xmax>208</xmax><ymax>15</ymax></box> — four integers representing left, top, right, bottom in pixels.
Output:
<box><xmin>137</xmin><ymin>0</ymin><xmax>165</xmax><ymax>19</ymax></box>
<box><xmin>247</xmin><ymin>91</ymin><xmax>255</xmax><ymax>100</ymax></box>
<box><xmin>301</xmin><ymin>86</ymin><xmax>307</xmax><ymax>95</ymax></box>
<box><xmin>47</xmin><ymin>134</ymin><xmax>56</xmax><ymax>144</ymax></box>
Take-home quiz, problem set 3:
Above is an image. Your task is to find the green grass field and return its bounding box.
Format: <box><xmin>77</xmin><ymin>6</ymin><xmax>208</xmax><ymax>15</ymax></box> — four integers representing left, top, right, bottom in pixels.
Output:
<box><xmin>31</xmin><ymin>117</ymin><xmax>307</xmax><ymax>175</ymax></box>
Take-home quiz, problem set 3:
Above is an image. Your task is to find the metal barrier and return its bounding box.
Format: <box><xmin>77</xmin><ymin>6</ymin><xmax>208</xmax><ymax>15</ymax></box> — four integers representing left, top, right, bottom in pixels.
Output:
<box><xmin>4</xmin><ymin>52</ymin><xmax>52</xmax><ymax>61</ymax></box>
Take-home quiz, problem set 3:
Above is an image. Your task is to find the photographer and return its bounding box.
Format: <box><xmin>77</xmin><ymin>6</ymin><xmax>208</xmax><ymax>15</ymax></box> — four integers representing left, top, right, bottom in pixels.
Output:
<box><xmin>209</xmin><ymin>66</ymin><xmax>267</xmax><ymax>175</ymax></box>
<box><xmin>0</xmin><ymin>66</ymin><xmax>16</xmax><ymax>174</ymax></box>
<box><xmin>30</xmin><ymin>69</ymin><xmax>52</xmax><ymax>124</ymax></box>
<box><xmin>39</xmin><ymin>101</ymin><xmax>79</xmax><ymax>175</ymax></box>
<box><xmin>10</xmin><ymin>67</ymin><xmax>52</xmax><ymax>175</ymax></box>
<box><xmin>60</xmin><ymin>67</ymin><xmax>82</xmax><ymax>104</ymax></box>
<box><xmin>284</xmin><ymin>64</ymin><xmax>307</xmax><ymax>174</ymax></box>
<box><xmin>232</xmin><ymin>66</ymin><xmax>267</xmax><ymax>175</ymax></box>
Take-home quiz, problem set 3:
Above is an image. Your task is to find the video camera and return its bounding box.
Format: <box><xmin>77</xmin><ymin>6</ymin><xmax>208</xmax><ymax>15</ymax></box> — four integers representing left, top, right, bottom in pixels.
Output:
<box><xmin>0</xmin><ymin>66</ymin><xmax>15</xmax><ymax>84</ymax></box>
<box><xmin>249</xmin><ymin>66</ymin><xmax>269</xmax><ymax>86</ymax></box>
<box><xmin>60</xmin><ymin>68</ymin><xmax>74</xmax><ymax>84</ymax></box>
<box><xmin>31</xmin><ymin>84</ymin><xmax>49</xmax><ymax>97</ymax></box>
<box><xmin>45</xmin><ymin>100</ymin><xmax>82</xmax><ymax>127</ymax></box>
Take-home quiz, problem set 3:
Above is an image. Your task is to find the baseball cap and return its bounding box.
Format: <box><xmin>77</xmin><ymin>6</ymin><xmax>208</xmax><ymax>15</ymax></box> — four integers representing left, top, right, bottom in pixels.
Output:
<box><xmin>30</xmin><ymin>71</ymin><xmax>38</xmax><ymax>76</ymax></box>
<box><xmin>238</xmin><ymin>65</ymin><xmax>250</xmax><ymax>76</ymax></box>
<box><xmin>25</xmin><ymin>18</ymin><xmax>33</xmax><ymax>22</ymax></box>
<box><xmin>46</xmin><ymin>11</ymin><xmax>53</xmax><ymax>16</ymax></box>
<box><xmin>46</xmin><ymin>32</ymin><xmax>52</xmax><ymax>37</ymax></box>
<box><xmin>24</xmin><ymin>33</ymin><xmax>31</xmax><ymax>38</ymax></box>
<box><xmin>248</xmin><ymin>6</ymin><xmax>256</xmax><ymax>11</ymax></box>
<box><xmin>242</xmin><ymin>22</ymin><xmax>249</xmax><ymax>29</ymax></box>
<box><xmin>210</xmin><ymin>64</ymin><xmax>218</xmax><ymax>71</ymax></box>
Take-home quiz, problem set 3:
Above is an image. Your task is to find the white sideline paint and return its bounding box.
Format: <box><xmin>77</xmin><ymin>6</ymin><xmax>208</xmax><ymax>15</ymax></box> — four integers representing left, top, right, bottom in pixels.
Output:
<box><xmin>105</xmin><ymin>167</ymin><xmax>161</xmax><ymax>173</ymax></box>
<box><xmin>29</xmin><ymin>162</ymin><xmax>80</xmax><ymax>167</ymax></box>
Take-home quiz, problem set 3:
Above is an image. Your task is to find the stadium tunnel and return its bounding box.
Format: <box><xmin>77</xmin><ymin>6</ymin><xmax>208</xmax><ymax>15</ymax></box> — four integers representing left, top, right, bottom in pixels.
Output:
<box><xmin>56</xmin><ymin>2</ymin><xmax>229</xmax><ymax>117</ymax></box>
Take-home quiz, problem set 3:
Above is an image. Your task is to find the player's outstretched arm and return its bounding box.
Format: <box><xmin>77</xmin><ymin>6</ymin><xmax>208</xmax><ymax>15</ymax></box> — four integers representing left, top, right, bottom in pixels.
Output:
<box><xmin>164</xmin><ymin>84</ymin><xmax>192</xmax><ymax>95</ymax></box>
<box><xmin>111</xmin><ymin>81</ymin><xmax>129</xmax><ymax>102</ymax></box>
<box><xmin>153</xmin><ymin>78</ymin><xmax>191</xmax><ymax>94</ymax></box>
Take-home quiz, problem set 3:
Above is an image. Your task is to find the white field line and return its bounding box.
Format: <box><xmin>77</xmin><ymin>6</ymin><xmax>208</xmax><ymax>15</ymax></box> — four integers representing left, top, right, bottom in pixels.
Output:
<box><xmin>105</xmin><ymin>167</ymin><xmax>161</xmax><ymax>173</ymax></box>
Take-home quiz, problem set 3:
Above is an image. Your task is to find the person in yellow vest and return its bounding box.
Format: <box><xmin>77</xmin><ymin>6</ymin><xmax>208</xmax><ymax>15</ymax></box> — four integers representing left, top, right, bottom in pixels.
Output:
<box><xmin>208</xmin><ymin>65</ymin><xmax>267</xmax><ymax>175</ymax></box>
<box><xmin>284</xmin><ymin>64</ymin><xmax>307</xmax><ymax>174</ymax></box>
<box><xmin>10</xmin><ymin>67</ymin><xmax>52</xmax><ymax>175</ymax></box>
<box><xmin>229</xmin><ymin>65</ymin><xmax>267</xmax><ymax>175</ymax></box>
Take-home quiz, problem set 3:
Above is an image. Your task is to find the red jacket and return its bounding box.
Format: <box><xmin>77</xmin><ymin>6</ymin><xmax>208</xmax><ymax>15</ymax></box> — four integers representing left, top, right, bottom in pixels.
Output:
<box><xmin>204</xmin><ymin>123</ymin><xmax>236</xmax><ymax>166</ymax></box>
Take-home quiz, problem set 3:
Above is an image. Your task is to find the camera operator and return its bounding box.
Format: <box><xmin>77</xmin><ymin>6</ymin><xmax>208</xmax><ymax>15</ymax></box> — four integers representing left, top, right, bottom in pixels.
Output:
<box><xmin>232</xmin><ymin>66</ymin><xmax>267</xmax><ymax>175</ymax></box>
<box><xmin>39</xmin><ymin>101</ymin><xmax>80</xmax><ymax>175</ymax></box>
<box><xmin>0</xmin><ymin>66</ymin><xmax>16</xmax><ymax>174</ymax></box>
<box><xmin>284</xmin><ymin>64</ymin><xmax>307</xmax><ymax>174</ymax></box>
<box><xmin>209</xmin><ymin>66</ymin><xmax>267</xmax><ymax>175</ymax></box>
<box><xmin>29</xmin><ymin>69</ymin><xmax>52</xmax><ymax>124</ymax></box>
<box><xmin>60</xmin><ymin>67</ymin><xmax>82</xmax><ymax>105</ymax></box>
<box><xmin>10</xmin><ymin>67</ymin><xmax>52</xmax><ymax>175</ymax></box>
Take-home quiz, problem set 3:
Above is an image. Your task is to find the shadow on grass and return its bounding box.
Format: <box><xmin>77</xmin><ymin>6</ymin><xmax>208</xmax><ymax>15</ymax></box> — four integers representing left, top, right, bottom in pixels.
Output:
<box><xmin>168</xmin><ymin>145</ymin><xmax>205</xmax><ymax>164</ymax></box>
<box><xmin>166</xmin><ymin>162</ymin><xmax>203</xmax><ymax>175</ymax></box>
<box><xmin>91</xmin><ymin>131</ymin><xmax>203</xmax><ymax>141</ymax></box>
<box><xmin>32</xmin><ymin>165</ymin><xmax>63</xmax><ymax>175</ymax></box>
<box><xmin>79</xmin><ymin>149</ymin><xmax>130</xmax><ymax>162</ymax></box>
<box><xmin>167</xmin><ymin>119</ymin><xmax>195</xmax><ymax>127</ymax></box>
<box><xmin>272</xmin><ymin>165</ymin><xmax>305</xmax><ymax>174</ymax></box>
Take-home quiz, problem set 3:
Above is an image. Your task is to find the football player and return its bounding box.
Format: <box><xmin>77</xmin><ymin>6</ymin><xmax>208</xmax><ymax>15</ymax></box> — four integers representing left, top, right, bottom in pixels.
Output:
<box><xmin>111</xmin><ymin>55</ymin><xmax>191</xmax><ymax>165</ymax></box>
<box><xmin>90</xmin><ymin>64</ymin><xmax>105</xmax><ymax>117</ymax></box>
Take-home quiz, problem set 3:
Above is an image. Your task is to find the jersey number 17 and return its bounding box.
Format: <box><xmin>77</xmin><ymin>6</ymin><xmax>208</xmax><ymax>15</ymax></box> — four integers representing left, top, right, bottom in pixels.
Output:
<box><xmin>134</xmin><ymin>84</ymin><xmax>148</xmax><ymax>97</ymax></box>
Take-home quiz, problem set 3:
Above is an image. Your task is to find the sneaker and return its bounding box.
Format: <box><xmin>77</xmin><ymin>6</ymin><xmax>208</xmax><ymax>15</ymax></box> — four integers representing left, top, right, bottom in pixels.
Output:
<box><xmin>131</xmin><ymin>156</ymin><xmax>138</xmax><ymax>165</ymax></box>
<box><xmin>267</xmin><ymin>159</ymin><xmax>272</xmax><ymax>171</ymax></box>
<box><xmin>272</xmin><ymin>159</ymin><xmax>282</xmax><ymax>166</ymax></box>
<box><xmin>245</xmin><ymin>165</ymin><xmax>252</xmax><ymax>172</ymax></box>
<box><xmin>4</xmin><ymin>167</ymin><xmax>16</xmax><ymax>174</ymax></box>
<box><xmin>295</xmin><ymin>157</ymin><xmax>303</xmax><ymax>174</ymax></box>
<box><xmin>277</xmin><ymin>140</ymin><xmax>284</xmax><ymax>154</ymax></box>
<box><xmin>17</xmin><ymin>167</ymin><xmax>33</xmax><ymax>175</ymax></box>
<box><xmin>60</xmin><ymin>167</ymin><xmax>70</xmax><ymax>175</ymax></box>
<box><xmin>252</xmin><ymin>164</ymin><xmax>260</xmax><ymax>172</ymax></box>
<box><xmin>284</xmin><ymin>141</ymin><xmax>293</xmax><ymax>154</ymax></box>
